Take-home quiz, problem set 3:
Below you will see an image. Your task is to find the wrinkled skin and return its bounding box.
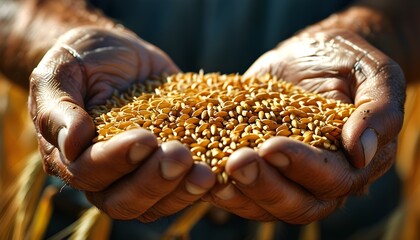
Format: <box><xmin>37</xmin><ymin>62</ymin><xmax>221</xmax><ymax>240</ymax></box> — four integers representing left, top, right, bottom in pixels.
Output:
<box><xmin>30</xmin><ymin>26</ymin><xmax>405</xmax><ymax>224</ymax></box>
<box><xmin>205</xmin><ymin>29</ymin><xmax>405</xmax><ymax>223</ymax></box>
<box><xmin>29</xmin><ymin>26</ymin><xmax>216</xmax><ymax>222</ymax></box>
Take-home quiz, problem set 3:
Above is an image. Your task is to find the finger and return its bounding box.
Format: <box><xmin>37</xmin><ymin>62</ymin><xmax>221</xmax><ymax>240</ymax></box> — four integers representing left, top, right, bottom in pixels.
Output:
<box><xmin>207</xmin><ymin>183</ymin><xmax>274</xmax><ymax>221</ymax></box>
<box><xmin>66</xmin><ymin>128</ymin><xmax>158</xmax><ymax>191</ymax></box>
<box><xmin>35</xmin><ymin>95</ymin><xmax>95</xmax><ymax>163</ymax></box>
<box><xmin>259</xmin><ymin>137</ymin><xmax>358</xmax><ymax>200</ymax></box>
<box><xmin>37</xmin><ymin>135</ymin><xmax>73</xmax><ymax>181</ymax></box>
<box><xmin>260</xmin><ymin>136</ymin><xmax>397</xmax><ymax>200</ymax></box>
<box><xmin>225</xmin><ymin>147</ymin><xmax>342</xmax><ymax>224</ymax></box>
<box><xmin>342</xmin><ymin>59</ymin><xmax>405</xmax><ymax>168</ymax></box>
<box><xmin>86</xmin><ymin>141</ymin><xmax>193</xmax><ymax>220</ymax></box>
<box><xmin>138</xmin><ymin>162</ymin><xmax>216</xmax><ymax>222</ymax></box>
<box><xmin>204</xmin><ymin>148</ymin><xmax>273</xmax><ymax>221</ymax></box>
<box><xmin>316</xmin><ymin>31</ymin><xmax>405</xmax><ymax>168</ymax></box>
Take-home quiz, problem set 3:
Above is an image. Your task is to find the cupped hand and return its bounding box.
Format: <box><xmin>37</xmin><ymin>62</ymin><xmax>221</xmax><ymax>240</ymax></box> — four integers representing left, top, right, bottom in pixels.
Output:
<box><xmin>206</xmin><ymin>29</ymin><xmax>405</xmax><ymax>223</ymax></box>
<box><xmin>245</xmin><ymin>28</ymin><xmax>405</xmax><ymax>168</ymax></box>
<box><xmin>29</xmin><ymin>26</ymin><xmax>215</xmax><ymax>221</ymax></box>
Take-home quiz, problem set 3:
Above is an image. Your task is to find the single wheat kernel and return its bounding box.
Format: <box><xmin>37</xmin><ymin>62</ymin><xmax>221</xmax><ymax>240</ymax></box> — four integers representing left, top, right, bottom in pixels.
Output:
<box><xmin>90</xmin><ymin>72</ymin><xmax>356</xmax><ymax>183</ymax></box>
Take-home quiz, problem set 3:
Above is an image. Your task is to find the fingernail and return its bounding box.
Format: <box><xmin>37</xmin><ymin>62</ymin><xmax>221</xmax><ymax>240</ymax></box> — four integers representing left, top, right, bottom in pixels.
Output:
<box><xmin>161</xmin><ymin>159</ymin><xmax>186</xmax><ymax>180</ymax></box>
<box><xmin>215</xmin><ymin>184</ymin><xmax>235</xmax><ymax>200</ymax></box>
<box><xmin>129</xmin><ymin>142</ymin><xmax>154</xmax><ymax>164</ymax></box>
<box><xmin>361</xmin><ymin>128</ymin><xmax>378</xmax><ymax>167</ymax></box>
<box><xmin>265</xmin><ymin>152</ymin><xmax>290</xmax><ymax>168</ymax></box>
<box><xmin>185</xmin><ymin>181</ymin><xmax>206</xmax><ymax>195</ymax></box>
<box><xmin>230</xmin><ymin>162</ymin><xmax>258</xmax><ymax>185</ymax></box>
<box><xmin>58</xmin><ymin>127</ymin><xmax>68</xmax><ymax>159</ymax></box>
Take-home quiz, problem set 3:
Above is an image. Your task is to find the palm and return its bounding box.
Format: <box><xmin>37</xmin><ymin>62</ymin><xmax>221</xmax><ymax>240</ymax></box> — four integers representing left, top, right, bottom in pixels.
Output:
<box><xmin>207</xmin><ymin>29</ymin><xmax>405</xmax><ymax>223</ymax></box>
<box><xmin>29</xmin><ymin>26</ymin><xmax>178</xmax><ymax>179</ymax></box>
<box><xmin>38</xmin><ymin>27</ymin><xmax>178</xmax><ymax>109</ymax></box>
<box><xmin>28</xmin><ymin>27</ymin><xmax>215</xmax><ymax>221</ymax></box>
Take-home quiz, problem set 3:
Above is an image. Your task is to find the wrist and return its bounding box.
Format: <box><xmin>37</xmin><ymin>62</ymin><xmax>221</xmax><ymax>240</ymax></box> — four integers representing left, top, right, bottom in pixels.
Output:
<box><xmin>302</xmin><ymin>3</ymin><xmax>418</xmax><ymax>83</ymax></box>
<box><xmin>304</xmin><ymin>6</ymin><xmax>399</xmax><ymax>53</ymax></box>
<box><xmin>0</xmin><ymin>0</ymin><xmax>119</xmax><ymax>89</ymax></box>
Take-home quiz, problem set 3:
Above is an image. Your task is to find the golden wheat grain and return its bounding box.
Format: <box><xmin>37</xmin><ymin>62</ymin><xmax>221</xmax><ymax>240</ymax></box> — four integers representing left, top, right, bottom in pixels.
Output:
<box><xmin>90</xmin><ymin>72</ymin><xmax>356</xmax><ymax>183</ymax></box>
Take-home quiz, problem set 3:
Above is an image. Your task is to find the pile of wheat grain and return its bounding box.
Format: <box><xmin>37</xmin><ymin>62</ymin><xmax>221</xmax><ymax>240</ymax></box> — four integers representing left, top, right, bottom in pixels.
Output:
<box><xmin>90</xmin><ymin>72</ymin><xmax>355</xmax><ymax>183</ymax></box>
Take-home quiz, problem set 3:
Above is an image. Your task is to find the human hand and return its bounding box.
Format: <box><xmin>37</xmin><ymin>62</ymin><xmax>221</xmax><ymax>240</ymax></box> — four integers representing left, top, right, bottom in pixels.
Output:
<box><xmin>205</xmin><ymin>29</ymin><xmax>405</xmax><ymax>223</ymax></box>
<box><xmin>29</xmin><ymin>26</ymin><xmax>215</xmax><ymax>221</ymax></box>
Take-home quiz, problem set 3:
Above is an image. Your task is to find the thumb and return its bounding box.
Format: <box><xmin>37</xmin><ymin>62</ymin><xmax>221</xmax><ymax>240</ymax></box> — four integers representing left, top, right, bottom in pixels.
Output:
<box><xmin>30</xmin><ymin>93</ymin><xmax>95</xmax><ymax>162</ymax></box>
<box><xmin>29</xmin><ymin>48</ymin><xmax>95</xmax><ymax>162</ymax></box>
<box><xmin>342</xmin><ymin>61</ymin><xmax>405</xmax><ymax>168</ymax></box>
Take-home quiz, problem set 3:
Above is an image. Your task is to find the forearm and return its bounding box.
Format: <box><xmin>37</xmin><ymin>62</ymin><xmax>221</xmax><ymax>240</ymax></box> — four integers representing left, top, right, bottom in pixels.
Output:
<box><xmin>0</xmin><ymin>0</ymin><xmax>118</xmax><ymax>89</ymax></box>
<box><xmin>302</xmin><ymin>0</ymin><xmax>420</xmax><ymax>83</ymax></box>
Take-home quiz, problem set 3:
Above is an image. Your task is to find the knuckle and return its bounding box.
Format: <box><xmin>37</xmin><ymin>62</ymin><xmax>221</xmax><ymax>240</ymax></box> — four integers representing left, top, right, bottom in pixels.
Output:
<box><xmin>247</xmin><ymin>211</ymin><xmax>276</xmax><ymax>222</ymax></box>
<box><xmin>257</xmin><ymin>192</ymin><xmax>285</xmax><ymax>207</ymax></box>
<box><xmin>40</xmin><ymin>147</ymin><xmax>74</xmax><ymax>186</ymax></box>
<box><xmin>317</xmin><ymin>172</ymin><xmax>354</xmax><ymax>200</ymax></box>
<box><xmin>349</xmin><ymin>172</ymin><xmax>370</xmax><ymax>195</ymax></box>
<box><xmin>322</xmin><ymin>188</ymin><xmax>350</xmax><ymax>201</ymax></box>
<box><xmin>167</xmin><ymin>195</ymin><xmax>194</xmax><ymax>208</ymax></box>
<box><xmin>70</xmin><ymin>174</ymin><xmax>106</xmax><ymax>192</ymax></box>
<box><xmin>139</xmin><ymin>182</ymin><xmax>167</xmax><ymax>200</ymax></box>
<box><xmin>282</xmin><ymin>199</ymin><xmax>338</xmax><ymax>224</ymax></box>
<box><xmin>137</xmin><ymin>207</ymin><xmax>170</xmax><ymax>223</ymax></box>
<box><xmin>137</xmin><ymin>211</ymin><xmax>160</xmax><ymax>223</ymax></box>
<box><xmin>101</xmin><ymin>198</ymin><xmax>139</xmax><ymax>220</ymax></box>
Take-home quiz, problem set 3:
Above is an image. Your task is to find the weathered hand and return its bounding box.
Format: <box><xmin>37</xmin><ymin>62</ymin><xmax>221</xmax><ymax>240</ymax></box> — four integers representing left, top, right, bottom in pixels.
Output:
<box><xmin>245</xmin><ymin>28</ymin><xmax>405</xmax><ymax>168</ymax></box>
<box><xmin>206</xmin><ymin>29</ymin><xmax>405</xmax><ymax>223</ymax></box>
<box><xmin>29</xmin><ymin>26</ymin><xmax>215</xmax><ymax>221</ymax></box>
